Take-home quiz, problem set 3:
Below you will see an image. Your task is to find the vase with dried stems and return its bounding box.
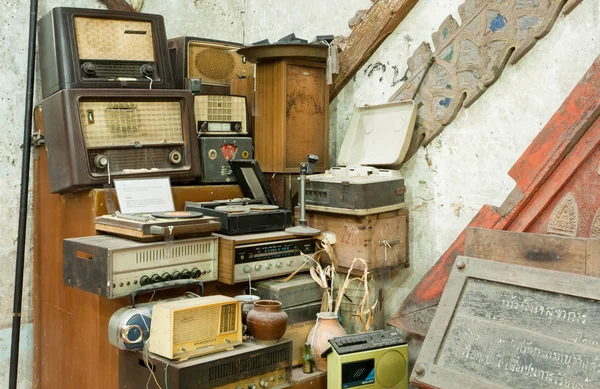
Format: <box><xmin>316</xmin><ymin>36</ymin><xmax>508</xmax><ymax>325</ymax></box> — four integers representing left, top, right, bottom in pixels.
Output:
<box><xmin>300</xmin><ymin>237</ymin><xmax>378</xmax><ymax>371</ymax></box>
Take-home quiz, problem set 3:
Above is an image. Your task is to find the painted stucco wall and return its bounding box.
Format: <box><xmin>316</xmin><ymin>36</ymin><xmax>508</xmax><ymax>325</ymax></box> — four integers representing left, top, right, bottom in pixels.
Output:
<box><xmin>2</xmin><ymin>0</ymin><xmax>599</xmax><ymax>387</ymax></box>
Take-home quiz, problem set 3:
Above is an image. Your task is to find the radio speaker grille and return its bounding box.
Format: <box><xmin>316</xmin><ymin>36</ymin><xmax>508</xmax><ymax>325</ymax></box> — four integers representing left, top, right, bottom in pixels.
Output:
<box><xmin>219</xmin><ymin>303</ymin><xmax>237</xmax><ymax>333</ymax></box>
<box><xmin>173</xmin><ymin>305</ymin><xmax>219</xmax><ymax>344</ymax></box>
<box><xmin>208</xmin><ymin>347</ymin><xmax>289</xmax><ymax>381</ymax></box>
<box><xmin>74</xmin><ymin>17</ymin><xmax>155</xmax><ymax>61</ymax></box>
<box><xmin>194</xmin><ymin>95</ymin><xmax>246</xmax><ymax>124</ymax></box>
<box><xmin>80</xmin><ymin>101</ymin><xmax>183</xmax><ymax>147</ymax></box>
<box><xmin>188</xmin><ymin>42</ymin><xmax>254</xmax><ymax>86</ymax></box>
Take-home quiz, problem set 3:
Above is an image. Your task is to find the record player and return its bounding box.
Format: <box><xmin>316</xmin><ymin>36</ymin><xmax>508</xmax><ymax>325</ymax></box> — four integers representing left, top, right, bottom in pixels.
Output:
<box><xmin>305</xmin><ymin>101</ymin><xmax>416</xmax><ymax>213</ymax></box>
<box><xmin>185</xmin><ymin>160</ymin><xmax>292</xmax><ymax>235</ymax></box>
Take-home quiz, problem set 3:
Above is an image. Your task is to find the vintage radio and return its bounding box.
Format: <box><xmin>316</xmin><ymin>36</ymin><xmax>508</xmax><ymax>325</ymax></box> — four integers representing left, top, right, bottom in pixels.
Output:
<box><xmin>38</xmin><ymin>7</ymin><xmax>174</xmax><ymax>99</ymax></box>
<box><xmin>95</xmin><ymin>210</ymin><xmax>220</xmax><ymax>242</ymax></box>
<box><xmin>200</xmin><ymin>137</ymin><xmax>253</xmax><ymax>183</ymax></box>
<box><xmin>255</xmin><ymin>274</ymin><xmax>322</xmax><ymax>309</ymax></box>
<box><xmin>186</xmin><ymin>160</ymin><xmax>292</xmax><ymax>235</ymax></box>
<box><xmin>40</xmin><ymin>89</ymin><xmax>199</xmax><ymax>194</ymax></box>
<box><xmin>149</xmin><ymin>295</ymin><xmax>242</xmax><ymax>359</ymax></box>
<box><xmin>120</xmin><ymin>339</ymin><xmax>293</xmax><ymax>389</ymax></box>
<box><xmin>63</xmin><ymin>235</ymin><xmax>218</xmax><ymax>299</ymax></box>
<box><xmin>168</xmin><ymin>36</ymin><xmax>255</xmax><ymax>94</ymax></box>
<box><xmin>195</xmin><ymin>95</ymin><xmax>249</xmax><ymax>135</ymax></box>
<box><xmin>305</xmin><ymin>101</ymin><xmax>415</xmax><ymax>212</ymax></box>
<box><xmin>108</xmin><ymin>279</ymin><xmax>203</xmax><ymax>351</ymax></box>
<box><xmin>325</xmin><ymin>330</ymin><xmax>408</xmax><ymax>389</ymax></box>
<box><xmin>214</xmin><ymin>231</ymin><xmax>316</xmax><ymax>285</ymax></box>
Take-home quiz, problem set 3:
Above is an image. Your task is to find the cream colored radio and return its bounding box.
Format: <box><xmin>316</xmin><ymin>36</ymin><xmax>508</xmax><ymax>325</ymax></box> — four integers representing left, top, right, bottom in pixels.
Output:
<box><xmin>149</xmin><ymin>295</ymin><xmax>242</xmax><ymax>360</ymax></box>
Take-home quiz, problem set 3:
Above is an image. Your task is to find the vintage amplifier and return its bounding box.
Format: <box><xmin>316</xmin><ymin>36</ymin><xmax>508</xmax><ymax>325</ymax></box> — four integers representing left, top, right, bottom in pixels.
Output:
<box><xmin>200</xmin><ymin>137</ymin><xmax>253</xmax><ymax>183</ymax></box>
<box><xmin>168</xmin><ymin>36</ymin><xmax>255</xmax><ymax>94</ymax></box>
<box><xmin>255</xmin><ymin>273</ymin><xmax>322</xmax><ymax>309</ymax></box>
<box><xmin>326</xmin><ymin>330</ymin><xmax>408</xmax><ymax>389</ymax></box>
<box><xmin>95</xmin><ymin>211</ymin><xmax>220</xmax><ymax>242</ymax></box>
<box><xmin>63</xmin><ymin>235</ymin><xmax>218</xmax><ymax>299</ymax></box>
<box><xmin>195</xmin><ymin>95</ymin><xmax>249</xmax><ymax>135</ymax></box>
<box><xmin>305</xmin><ymin>101</ymin><xmax>416</xmax><ymax>212</ymax></box>
<box><xmin>214</xmin><ymin>231</ymin><xmax>316</xmax><ymax>285</ymax></box>
<box><xmin>185</xmin><ymin>159</ymin><xmax>292</xmax><ymax>235</ymax></box>
<box><xmin>40</xmin><ymin>89</ymin><xmax>199</xmax><ymax>194</ymax></box>
<box><xmin>149</xmin><ymin>295</ymin><xmax>242</xmax><ymax>359</ymax></box>
<box><xmin>38</xmin><ymin>7</ymin><xmax>174</xmax><ymax>99</ymax></box>
<box><xmin>120</xmin><ymin>339</ymin><xmax>292</xmax><ymax>389</ymax></box>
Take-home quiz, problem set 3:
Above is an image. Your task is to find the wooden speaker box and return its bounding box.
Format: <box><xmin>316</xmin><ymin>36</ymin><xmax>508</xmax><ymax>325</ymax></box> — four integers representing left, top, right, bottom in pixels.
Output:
<box><xmin>238</xmin><ymin>44</ymin><xmax>329</xmax><ymax>173</ymax></box>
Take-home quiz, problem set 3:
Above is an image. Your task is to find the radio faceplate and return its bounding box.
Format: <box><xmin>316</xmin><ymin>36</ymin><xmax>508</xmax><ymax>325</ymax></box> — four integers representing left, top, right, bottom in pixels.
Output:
<box><xmin>63</xmin><ymin>235</ymin><xmax>218</xmax><ymax>299</ymax></box>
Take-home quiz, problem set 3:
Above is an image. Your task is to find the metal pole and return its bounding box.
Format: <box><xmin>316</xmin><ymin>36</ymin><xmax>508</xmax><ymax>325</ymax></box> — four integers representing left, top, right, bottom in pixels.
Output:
<box><xmin>9</xmin><ymin>0</ymin><xmax>39</xmax><ymax>387</ymax></box>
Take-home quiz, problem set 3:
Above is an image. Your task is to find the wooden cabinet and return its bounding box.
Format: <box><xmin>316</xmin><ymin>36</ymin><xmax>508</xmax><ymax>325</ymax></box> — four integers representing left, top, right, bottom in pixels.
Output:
<box><xmin>253</xmin><ymin>58</ymin><xmax>329</xmax><ymax>173</ymax></box>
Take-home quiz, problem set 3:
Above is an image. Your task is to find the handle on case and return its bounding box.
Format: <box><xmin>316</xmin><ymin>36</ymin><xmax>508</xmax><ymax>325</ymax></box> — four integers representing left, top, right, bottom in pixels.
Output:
<box><xmin>130</xmin><ymin>279</ymin><xmax>204</xmax><ymax>308</ymax></box>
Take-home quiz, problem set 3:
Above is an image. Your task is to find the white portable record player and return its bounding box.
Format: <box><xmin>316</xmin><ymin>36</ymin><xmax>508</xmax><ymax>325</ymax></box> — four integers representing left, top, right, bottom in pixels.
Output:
<box><xmin>305</xmin><ymin>100</ymin><xmax>416</xmax><ymax>213</ymax></box>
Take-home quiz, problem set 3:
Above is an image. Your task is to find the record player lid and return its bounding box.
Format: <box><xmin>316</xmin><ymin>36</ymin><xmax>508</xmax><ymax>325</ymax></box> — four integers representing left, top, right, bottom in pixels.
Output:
<box><xmin>228</xmin><ymin>160</ymin><xmax>277</xmax><ymax>205</ymax></box>
<box><xmin>337</xmin><ymin>100</ymin><xmax>416</xmax><ymax>167</ymax></box>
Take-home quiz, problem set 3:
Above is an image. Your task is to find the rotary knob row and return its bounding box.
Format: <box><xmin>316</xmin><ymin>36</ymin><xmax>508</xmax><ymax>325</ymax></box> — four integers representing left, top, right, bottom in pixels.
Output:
<box><xmin>139</xmin><ymin>268</ymin><xmax>210</xmax><ymax>286</ymax></box>
<box><xmin>93</xmin><ymin>150</ymin><xmax>182</xmax><ymax>170</ymax></box>
<box><xmin>243</xmin><ymin>260</ymin><xmax>295</xmax><ymax>274</ymax></box>
<box><xmin>80</xmin><ymin>62</ymin><xmax>154</xmax><ymax>77</ymax></box>
<box><xmin>235</xmin><ymin>378</ymin><xmax>271</xmax><ymax>389</ymax></box>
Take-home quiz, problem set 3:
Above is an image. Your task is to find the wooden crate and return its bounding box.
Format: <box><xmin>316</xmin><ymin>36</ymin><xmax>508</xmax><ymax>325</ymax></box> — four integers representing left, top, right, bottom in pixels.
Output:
<box><xmin>285</xmin><ymin>320</ymin><xmax>317</xmax><ymax>366</ymax></box>
<box><xmin>301</xmin><ymin>208</ymin><xmax>409</xmax><ymax>272</ymax></box>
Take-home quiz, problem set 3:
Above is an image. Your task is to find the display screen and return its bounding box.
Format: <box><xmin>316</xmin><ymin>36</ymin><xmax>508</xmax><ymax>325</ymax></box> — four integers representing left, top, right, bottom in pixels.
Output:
<box><xmin>342</xmin><ymin>359</ymin><xmax>375</xmax><ymax>388</ymax></box>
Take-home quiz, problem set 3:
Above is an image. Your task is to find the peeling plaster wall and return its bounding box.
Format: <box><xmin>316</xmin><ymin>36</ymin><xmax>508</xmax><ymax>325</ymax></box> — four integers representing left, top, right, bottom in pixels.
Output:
<box><xmin>0</xmin><ymin>1</ymin><xmax>244</xmax><ymax>387</ymax></box>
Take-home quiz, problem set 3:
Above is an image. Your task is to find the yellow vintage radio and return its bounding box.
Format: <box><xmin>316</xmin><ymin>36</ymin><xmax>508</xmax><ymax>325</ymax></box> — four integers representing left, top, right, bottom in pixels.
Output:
<box><xmin>325</xmin><ymin>330</ymin><xmax>408</xmax><ymax>389</ymax></box>
<box><xmin>149</xmin><ymin>295</ymin><xmax>242</xmax><ymax>360</ymax></box>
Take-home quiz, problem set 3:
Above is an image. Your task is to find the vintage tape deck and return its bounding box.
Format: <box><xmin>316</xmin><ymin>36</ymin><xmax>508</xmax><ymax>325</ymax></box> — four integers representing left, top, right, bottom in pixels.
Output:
<box><xmin>40</xmin><ymin>89</ymin><xmax>199</xmax><ymax>194</ymax></box>
<box><xmin>38</xmin><ymin>7</ymin><xmax>174</xmax><ymax>99</ymax></box>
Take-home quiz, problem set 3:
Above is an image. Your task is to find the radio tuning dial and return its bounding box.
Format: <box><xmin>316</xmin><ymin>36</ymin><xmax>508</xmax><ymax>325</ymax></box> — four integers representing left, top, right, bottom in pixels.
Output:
<box><xmin>265</xmin><ymin>264</ymin><xmax>272</xmax><ymax>270</ymax></box>
<box><xmin>172</xmin><ymin>271</ymin><xmax>182</xmax><ymax>280</ymax></box>
<box><xmin>140</xmin><ymin>276</ymin><xmax>151</xmax><ymax>286</ymax></box>
<box><xmin>94</xmin><ymin>154</ymin><xmax>109</xmax><ymax>169</ymax></box>
<box><xmin>169</xmin><ymin>150</ymin><xmax>182</xmax><ymax>164</ymax></box>
<box><xmin>150</xmin><ymin>274</ymin><xmax>162</xmax><ymax>283</ymax></box>
<box><xmin>286</xmin><ymin>260</ymin><xmax>294</xmax><ymax>267</ymax></box>
<box><xmin>161</xmin><ymin>272</ymin><xmax>173</xmax><ymax>281</ymax></box>
<box><xmin>140</xmin><ymin>64</ymin><xmax>154</xmax><ymax>77</ymax></box>
<box><xmin>243</xmin><ymin>265</ymin><xmax>252</xmax><ymax>274</ymax></box>
<box><xmin>191</xmin><ymin>268</ymin><xmax>202</xmax><ymax>278</ymax></box>
<box><xmin>276</xmin><ymin>261</ymin><xmax>283</xmax><ymax>268</ymax></box>
<box><xmin>254</xmin><ymin>264</ymin><xmax>262</xmax><ymax>271</ymax></box>
<box><xmin>259</xmin><ymin>379</ymin><xmax>269</xmax><ymax>388</ymax></box>
<box><xmin>181</xmin><ymin>269</ymin><xmax>192</xmax><ymax>279</ymax></box>
<box><xmin>81</xmin><ymin>62</ymin><xmax>96</xmax><ymax>76</ymax></box>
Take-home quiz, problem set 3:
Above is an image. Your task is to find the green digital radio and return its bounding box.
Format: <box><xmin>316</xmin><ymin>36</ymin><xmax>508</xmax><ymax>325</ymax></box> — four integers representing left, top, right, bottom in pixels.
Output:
<box><xmin>325</xmin><ymin>330</ymin><xmax>408</xmax><ymax>389</ymax></box>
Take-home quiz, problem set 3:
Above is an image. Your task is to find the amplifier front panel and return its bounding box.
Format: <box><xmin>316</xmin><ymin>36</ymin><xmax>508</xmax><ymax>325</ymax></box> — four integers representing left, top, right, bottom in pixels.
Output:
<box><xmin>187</xmin><ymin>41</ymin><xmax>254</xmax><ymax>86</ymax></box>
<box><xmin>74</xmin><ymin>17</ymin><xmax>155</xmax><ymax>62</ymax></box>
<box><xmin>233</xmin><ymin>255</ymin><xmax>310</xmax><ymax>283</ymax></box>
<box><xmin>213</xmin><ymin>367</ymin><xmax>289</xmax><ymax>389</ymax></box>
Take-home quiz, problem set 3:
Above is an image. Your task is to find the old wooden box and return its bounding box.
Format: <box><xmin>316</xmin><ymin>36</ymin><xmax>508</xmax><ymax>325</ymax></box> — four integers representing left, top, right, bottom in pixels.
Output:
<box><xmin>285</xmin><ymin>320</ymin><xmax>317</xmax><ymax>366</ymax></box>
<box><xmin>411</xmin><ymin>256</ymin><xmax>600</xmax><ymax>389</ymax></box>
<box><xmin>301</xmin><ymin>208</ymin><xmax>409</xmax><ymax>272</ymax></box>
<box><xmin>239</xmin><ymin>44</ymin><xmax>329</xmax><ymax>173</ymax></box>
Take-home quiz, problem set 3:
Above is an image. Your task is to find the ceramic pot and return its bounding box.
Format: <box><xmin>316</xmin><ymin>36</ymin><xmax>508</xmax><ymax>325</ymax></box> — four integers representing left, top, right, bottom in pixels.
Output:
<box><xmin>247</xmin><ymin>300</ymin><xmax>288</xmax><ymax>344</ymax></box>
<box><xmin>307</xmin><ymin>312</ymin><xmax>347</xmax><ymax>371</ymax></box>
<box><xmin>234</xmin><ymin>295</ymin><xmax>260</xmax><ymax>325</ymax></box>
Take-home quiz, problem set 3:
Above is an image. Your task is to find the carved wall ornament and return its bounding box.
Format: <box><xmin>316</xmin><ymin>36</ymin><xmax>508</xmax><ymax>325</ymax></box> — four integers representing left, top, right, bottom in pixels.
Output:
<box><xmin>589</xmin><ymin>208</ymin><xmax>600</xmax><ymax>238</ymax></box>
<box><xmin>390</xmin><ymin>0</ymin><xmax>582</xmax><ymax>162</ymax></box>
<box><xmin>547</xmin><ymin>192</ymin><xmax>579</xmax><ymax>237</ymax></box>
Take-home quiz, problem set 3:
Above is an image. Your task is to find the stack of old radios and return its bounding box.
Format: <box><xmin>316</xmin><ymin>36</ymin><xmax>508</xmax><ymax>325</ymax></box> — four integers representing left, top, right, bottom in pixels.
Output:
<box><xmin>35</xmin><ymin>5</ymin><xmax>413</xmax><ymax>388</ymax></box>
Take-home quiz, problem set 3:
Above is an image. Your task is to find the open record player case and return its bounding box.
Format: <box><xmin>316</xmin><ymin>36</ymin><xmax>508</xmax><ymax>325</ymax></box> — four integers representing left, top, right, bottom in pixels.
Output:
<box><xmin>185</xmin><ymin>159</ymin><xmax>293</xmax><ymax>235</ymax></box>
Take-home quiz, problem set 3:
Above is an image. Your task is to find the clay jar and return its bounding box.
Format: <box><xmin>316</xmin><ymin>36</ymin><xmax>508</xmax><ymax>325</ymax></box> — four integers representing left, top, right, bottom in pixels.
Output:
<box><xmin>246</xmin><ymin>300</ymin><xmax>288</xmax><ymax>344</ymax></box>
<box><xmin>307</xmin><ymin>312</ymin><xmax>347</xmax><ymax>371</ymax></box>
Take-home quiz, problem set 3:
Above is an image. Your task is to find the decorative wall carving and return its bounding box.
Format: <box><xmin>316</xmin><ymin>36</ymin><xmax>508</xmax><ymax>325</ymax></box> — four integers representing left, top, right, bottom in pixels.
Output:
<box><xmin>590</xmin><ymin>208</ymin><xmax>600</xmax><ymax>237</ymax></box>
<box><xmin>390</xmin><ymin>0</ymin><xmax>581</xmax><ymax>161</ymax></box>
<box><xmin>547</xmin><ymin>192</ymin><xmax>579</xmax><ymax>236</ymax></box>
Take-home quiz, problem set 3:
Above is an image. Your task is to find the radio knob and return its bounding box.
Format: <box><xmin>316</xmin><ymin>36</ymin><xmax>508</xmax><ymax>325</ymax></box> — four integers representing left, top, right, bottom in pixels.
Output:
<box><xmin>140</xmin><ymin>276</ymin><xmax>151</xmax><ymax>286</ymax></box>
<box><xmin>150</xmin><ymin>274</ymin><xmax>162</xmax><ymax>283</ymax></box>
<box><xmin>172</xmin><ymin>271</ymin><xmax>182</xmax><ymax>280</ymax></box>
<box><xmin>140</xmin><ymin>63</ymin><xmax>154</xmax><ymax>77</ymax></box>
<box><xmin>181</xmin><ymin>269</ymin><xmax>192</xmax><ymax>279</ymax></box>
<box><xmin>259</xmin><ymin>379</ymin><xmax>269</xmax><ymax>388</ymax></box>
<box><xmin>248</xmin><ymin>385</ymin><xmax>257</xmax><ymax>389</ymax></box>
<box><xmin>243</xmin><ymin>265</ymin><xmax>252</xmax><ymax>273</ymax></box>
<box><xmin>169</xmin><ymin>150</ymin><xmax>182</xmax><ymax>165</ymax></box>
<box><xmin>234</xmin><ymin>123</ymin><xmax>242</xmax><ymax>132</ymax></box>
<box><xmin>254</xmin><ymin>264</ymin><xmax>262</xmax><ymax>271</ymax></box>
<box><xmin>161</xmin><ymin>272</ymin><xmax>173</xmax><ymax>281</ymax></box>
<box><xmin>201</xmin><ymin>270</ymin><xmax>207</xmax><ymax>275</ymax></box>
<box><xmin>81</xmin><ymin>62</ymin><xmax>96</xmax><ymax>76</ymax></box>
<box><xmin>276</xmin><ymin>261</ymin><xmax>283</xmax><ymax>268</ymax></box>
<box><xmin>94</xmin><ymin>154</ymin><xmax>109</xmax><ymax>169</ymax></box>
<box><xmin>191</xmin><ymin>268</ymin><xmax>202</xmax><ymax>278</ymax></box>
<box><xmin>286</xmin><ymin>260</ymin><xmax>294</xmax><ymax>267</ymax></box>
<box><xmin>266</xmin><ymin>264</ymin><xmax>272</xmax><ymax>270</ymax></box>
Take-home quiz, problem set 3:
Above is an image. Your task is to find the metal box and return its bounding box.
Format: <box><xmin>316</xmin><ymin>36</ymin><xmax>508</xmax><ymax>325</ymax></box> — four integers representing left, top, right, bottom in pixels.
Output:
<box><xmin>200</xmin><ymin>136</ymin><xmax>253</xmax><ymax>183</ymax></box>
<box><xmin>255</xmin><ymin>274</ymin><xmax>322</xmax><ymax>309</ymax></box>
